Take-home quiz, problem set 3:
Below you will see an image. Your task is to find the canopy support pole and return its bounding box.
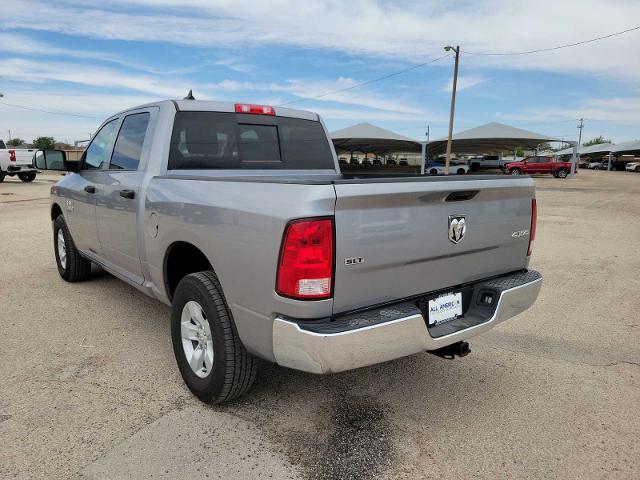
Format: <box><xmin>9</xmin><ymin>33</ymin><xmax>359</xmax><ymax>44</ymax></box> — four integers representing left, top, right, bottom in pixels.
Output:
<box><xmin>421</xmin><ymin>142</ymin><xmax>427</xmax><ymax>175</ymax></box>
<box><xmin>607</xmin><ymin>151</ymin><xmax>612</xmax><ymax>172</ymax></box>
<box><xmin>570</xmin><ymin>143</ymin><xmax>578</xmax><ymax>178</ymax></box>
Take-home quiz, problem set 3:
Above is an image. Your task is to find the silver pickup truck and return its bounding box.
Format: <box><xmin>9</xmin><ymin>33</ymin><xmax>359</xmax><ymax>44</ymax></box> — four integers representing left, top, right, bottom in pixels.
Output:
<box><xmin>37</xmin><ymin>99</ymin><xmax>542</xmax><ymax>404</ymax></box>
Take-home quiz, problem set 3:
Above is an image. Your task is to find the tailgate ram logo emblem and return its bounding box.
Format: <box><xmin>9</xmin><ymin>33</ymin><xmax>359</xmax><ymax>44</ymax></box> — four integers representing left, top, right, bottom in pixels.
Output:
<box><xmin>448</xmin><ymin>215</ymin><xmax>466</xmax><ymax>244</ymax></box>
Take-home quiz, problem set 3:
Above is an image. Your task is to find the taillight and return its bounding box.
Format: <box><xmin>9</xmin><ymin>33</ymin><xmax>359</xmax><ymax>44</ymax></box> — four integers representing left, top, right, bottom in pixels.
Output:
<box><xmin>9</xmin><ymin>150</ymin><xmax>16</xmax><ymax>162</ymax></box>
<box><xmin>528</xmin><ymin>198</ymin><xmax>537</xmax><ymax>256</ymax></box>
<box><xmin>276</xmin><ymin>218</ymin><xmax>334</xmax><ymax>300</ymax></box>
<box><xmin>235</xmin><ymin>103</ymin><xmax>275</xmax><ymax>115</ymax></box>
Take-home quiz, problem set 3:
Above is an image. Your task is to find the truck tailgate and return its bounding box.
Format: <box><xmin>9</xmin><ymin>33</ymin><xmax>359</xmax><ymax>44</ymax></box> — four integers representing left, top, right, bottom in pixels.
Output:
<box><xmin>332</xmin><ymin>177</ymin><xmax>535</xmax><ymax>313</ymax></box>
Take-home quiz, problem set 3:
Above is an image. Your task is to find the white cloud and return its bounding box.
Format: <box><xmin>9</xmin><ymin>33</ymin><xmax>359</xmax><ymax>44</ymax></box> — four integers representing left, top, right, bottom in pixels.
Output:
<box><xmin>500</xmin><ymin>97</ymin><xmax>640</xmax><ymax>125</ymax></box>
<box><xmin>2</xmin><ymin>0</ymin><xmax>640</xmax><ymax>80</ymax></box>
<box><xmin>311</xmin><ymin>107</ymin><xmax>427</xmax><ymax>122</ymax></box>
<box><xmin>441</xmin><ymin>75</ymin><xmax>486</xmax><ymax>92</ymax></box>
<box><xmin>213</xmin><ymin>58</ymin><xmax>254</xmax><ymax>73</ymax></box>
<box><xmin>1</xmin><ymin>58</ymin><xmax>188</xmax><ymax>97</ymax></box>
<box><xmin>202</xmin><ymin>77</ymin><xmax>439</xmax><ymax>117</ymax></box>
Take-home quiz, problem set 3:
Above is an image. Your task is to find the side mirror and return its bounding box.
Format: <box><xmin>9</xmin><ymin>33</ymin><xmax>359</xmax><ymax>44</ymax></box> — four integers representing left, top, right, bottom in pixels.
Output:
<box><xmin>33</xmin><ymin>150</ymin><xmax>80</xmax><ymax>172</ymax></box>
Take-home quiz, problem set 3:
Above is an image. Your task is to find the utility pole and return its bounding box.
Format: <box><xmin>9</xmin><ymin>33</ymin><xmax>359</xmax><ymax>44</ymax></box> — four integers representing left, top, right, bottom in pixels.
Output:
<box><xmin>7</xmin><ymin>129</ymin><xmax>11</xmax><ymax>141</ymax></box>
<box><xmin>575</xmin><ymin>118</ymin><xmax>584</xmax><ymax>175</ymax></box>
<box><xmin>577</xmin><ymin>118</ymin><xmax>584</xmax><ymax>148</ymax></box>
<box><xmin>421</xmin><ymin>124</ymin><xmax>430</xmax><ymax>175</ymax></box>
<box><xmin>444</xmin><ymin>45</ymin><xmax>460</xmax><ymax>175</ymax></box>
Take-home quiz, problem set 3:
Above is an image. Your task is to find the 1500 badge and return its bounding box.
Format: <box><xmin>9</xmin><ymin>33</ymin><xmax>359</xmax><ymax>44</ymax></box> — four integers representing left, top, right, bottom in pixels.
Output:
<box><xmin>512</xmin><ymin>229</ymin><xmax>529</xmax><ymax>238</ymax></box>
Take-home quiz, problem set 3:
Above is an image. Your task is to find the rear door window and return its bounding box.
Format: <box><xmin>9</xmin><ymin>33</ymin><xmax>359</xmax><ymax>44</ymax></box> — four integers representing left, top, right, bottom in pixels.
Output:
<box><xmin>168</xmin><ymin>112</ymin><xmax>334</xmax><ymax>170</ymax></box>
<box><xmin>110</xmin><ymin>113</ymin><xmax>150</xmax><ymax>170</ymax></box>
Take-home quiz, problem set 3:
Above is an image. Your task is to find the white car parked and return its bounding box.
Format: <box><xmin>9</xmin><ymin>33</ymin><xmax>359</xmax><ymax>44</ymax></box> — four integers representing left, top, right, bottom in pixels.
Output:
<box><xmin>626</xmin><ymin>162</ymin><xmax>640</xmax><ymax>172</ymax></box>
<box><xmin>0</xmin><ymin>148</ymin><xmax>38</xmax><ymax>182</ymax></box>
<box><xmin>587</xmin><ymin>161</ymin><xmax>601</xmax><ymax>169</ymax></box>
<box><xmin>426</xmin><ymin>163</ymin><xmax>470</xmax><ymax>175</ymax></box>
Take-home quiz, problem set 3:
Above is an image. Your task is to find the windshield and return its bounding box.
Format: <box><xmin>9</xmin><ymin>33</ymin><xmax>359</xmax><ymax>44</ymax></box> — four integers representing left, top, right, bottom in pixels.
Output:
<box><xmin>168</xmin><ymin>112</ymin><xmax>334</xmax><ymax>170</ymax></box>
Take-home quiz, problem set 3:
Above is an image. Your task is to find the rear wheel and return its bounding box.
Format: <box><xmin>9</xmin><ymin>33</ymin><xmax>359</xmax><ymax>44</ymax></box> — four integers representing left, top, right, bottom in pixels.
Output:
<box><xmin>18</xmin><ymin>172</ymin><xmax>36</xmax><ymax>182</ymax></box>
<box><xmin>556</xmin><ymin>168</ymin><xmax>568</xmax><ymax>178</ymax></box>
<box><xmin>53</xmin><ymin>215</ymin><xmax>92</xmax><ymax>282</ymax></box>
<box><xmin>0</xmin><ymin>172</ymin><xmax>5</xmax><ymax>183</ymax></box>
<box><xmin>636</xmin><ymin>166</ymin><xmax>640</xmax><ymax>172</ymax></box>
<box><xmin>510</xmin><ymin>168</ymin><xmax>522</xmax><ymax>175</ymax></box>
<box><xmin>429</xmin><ymin>168</ymin><xmax>438</xmax><ymax>175</ymax></box>
<box><xmin>171</xmin><ymin>271</ymin><xmax>258</xmax><ymax>404</ymax></box>
<box><xmin>457</xmin><ymin>168</ymin><xmax>465</xmax><ymax>175</ymax></box>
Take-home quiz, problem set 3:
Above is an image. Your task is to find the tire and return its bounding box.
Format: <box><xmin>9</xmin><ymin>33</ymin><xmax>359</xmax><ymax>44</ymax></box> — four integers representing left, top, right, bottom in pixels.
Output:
<box><xmin>470</xmin><ymin>163</ymin><xmax>480</xmax><ymax>172</ymax></box>
<box><xmin>636</xmin><ymin>166</ymin><xmax>640</xmax><ymax>172</ymax></box>
<box><xmin>0</xmin><ymin>172</ymin><xmax>5</xmax><ymax>183</ymax></box>
<box><xmin>556</xmin><ymin>168</ymin><xmax>568</xmax><ymax>178</ymax></box>
<box><xmin>18</xmin><ymin>172</ymin><xmax>36</xmax><ymax>182</ymax></box>
<box><xmin>171</xmin><ymin>271</ymin><xmax>258</xmax><ymax>404</ymax></box>
<box><xmin>53</xmin><ymin>215</ymin><xmax>92</xmax><ymax>282</ymax></box>
<box><xmin>429</xmin><ymin>169</ymin><xmax>438</xmax><ymax>175</ymax></box>
<box><xmin>457</xmin><ymin>168</ymin><xmax>465</xmax><ymax>175</ymax></box>
<box><xmin>510</xmin><ymin>168</ymin><xmax>521</xmax><ymax>175</ymax></box>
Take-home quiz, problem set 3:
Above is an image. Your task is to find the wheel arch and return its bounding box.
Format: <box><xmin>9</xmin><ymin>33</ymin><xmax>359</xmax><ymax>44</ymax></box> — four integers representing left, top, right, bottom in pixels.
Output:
<box><xmin>163</xmin><ymin>241</ymin><xmax>215</xmax><ymax>302</ymax></box>
<box><xmin>51</xmin><ymin>203</ymin><xmax>63</xmax><ymax>221</ymax></box>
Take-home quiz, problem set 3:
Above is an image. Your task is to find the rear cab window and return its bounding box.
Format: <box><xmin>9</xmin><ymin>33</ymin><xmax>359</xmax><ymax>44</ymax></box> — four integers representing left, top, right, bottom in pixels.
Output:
<box><xmin>168</xmin><ymin>112</ymin><xmax>334</xmax><ymax>170</ymax></box>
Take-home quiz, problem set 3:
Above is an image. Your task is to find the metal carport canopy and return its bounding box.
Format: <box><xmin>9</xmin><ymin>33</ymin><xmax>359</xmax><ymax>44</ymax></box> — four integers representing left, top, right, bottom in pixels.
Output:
<box><xmin>426</xmin><ymin>122</ymin><xmax>560</xmax><ymax>157</ymax></box>
<box><xmin>330</xmin><ymin>122</ymin><xmax>422</xmax><ymax>154</ymax></box>
<box><xmin>611</xmin><ymin>139</ymin><xmax>640</xmax><ymax>155</ymax></box>
<box><xmin>555</xmin><ymin>143</ymin><xmax>614</xmax><ymax>156</ymax></box>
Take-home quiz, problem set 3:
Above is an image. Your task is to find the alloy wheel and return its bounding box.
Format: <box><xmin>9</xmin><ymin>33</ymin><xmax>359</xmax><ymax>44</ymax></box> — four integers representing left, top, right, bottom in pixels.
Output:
<box><xmin>180</xmin><ymin>301</ymin><xmax>214</xmax><ymax>378</ymax></box>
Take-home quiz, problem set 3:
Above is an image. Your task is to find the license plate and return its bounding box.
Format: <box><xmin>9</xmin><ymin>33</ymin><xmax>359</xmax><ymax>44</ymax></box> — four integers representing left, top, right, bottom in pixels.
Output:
<box><xmin>428</xmin><ymin>292</ymin><xmax>462</xmax><ymax>326</ymax></box>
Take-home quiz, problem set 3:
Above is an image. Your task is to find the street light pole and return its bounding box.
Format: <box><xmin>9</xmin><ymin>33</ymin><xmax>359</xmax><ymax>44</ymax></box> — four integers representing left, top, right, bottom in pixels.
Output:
<box><xmin>444</xmin><ymin>46</ymin><xmax>460</xmax><ymax>175</ymax></box>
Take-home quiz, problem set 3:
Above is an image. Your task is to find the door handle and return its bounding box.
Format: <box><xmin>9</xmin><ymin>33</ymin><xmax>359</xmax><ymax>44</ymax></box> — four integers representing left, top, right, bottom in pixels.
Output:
<box><xmin>119</xmin><ymin>189</ymin><xmax>135</xmax><ymax>199</ymax></box>
<box><xmin>84</xmin><ymin>185</ymin><xmax>96</xmax><ymax>194</ymax></box>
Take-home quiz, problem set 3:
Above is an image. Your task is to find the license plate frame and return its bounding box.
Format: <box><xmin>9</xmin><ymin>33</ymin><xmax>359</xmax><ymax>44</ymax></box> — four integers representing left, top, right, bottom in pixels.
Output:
<box><xmin>427</xmin><ymin>291</ymin><xmax>463</xmax><ymax>326</ymax></box>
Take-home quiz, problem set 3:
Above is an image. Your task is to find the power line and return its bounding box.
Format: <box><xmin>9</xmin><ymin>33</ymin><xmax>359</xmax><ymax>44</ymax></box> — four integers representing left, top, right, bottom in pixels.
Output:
<box><xmin>0</xmin><ymin>100</ymin><xmax>102</xmax><ymax>119</ymax></box>
<box><xmin>278</xmin><ymin>53</ymin><xmax>452</xmax><ymax>107</ymax></box>
<box><xmin>465</xmin><ymin>25</ymin><xmax>640</xmax><ymax>56</ymax></box>
<box><xmin>524</xmin><ymin>118</ymin><xmax>581</xmax><ymax>126</ymax></box>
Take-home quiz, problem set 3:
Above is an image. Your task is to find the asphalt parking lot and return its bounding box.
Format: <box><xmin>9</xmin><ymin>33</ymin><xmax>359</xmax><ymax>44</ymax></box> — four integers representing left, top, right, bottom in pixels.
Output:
<box><xmin>1</xmin><ymin>170</ymin><xmax>639</xmax><ymax>479</ymax></box>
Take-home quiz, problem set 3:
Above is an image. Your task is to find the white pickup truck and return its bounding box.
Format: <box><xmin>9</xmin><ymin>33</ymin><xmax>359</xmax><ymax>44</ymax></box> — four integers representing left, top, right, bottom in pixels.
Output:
<box><xmin>0</xmin><ymin>148</ymin><xmax>38</xmax><ymax>182</ymax></box>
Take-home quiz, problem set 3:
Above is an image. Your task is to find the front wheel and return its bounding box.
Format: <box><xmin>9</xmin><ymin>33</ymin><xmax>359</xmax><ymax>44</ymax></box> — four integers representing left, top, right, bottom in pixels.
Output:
<box><xmin>0</xmin><ymin>172</ymin><xmax>5</xmax><ymax>183</ymax></box>
<box><xmin>53</xmin><ymin>215</ymin><xmax>92</xmax><ymax>282</ymax></box>
<box><xmin>556</xmin><ymin>168</ymin><xmax>568</xmax><ymax>178</ymax></box>
<box><xmin>457</xmin><ymin>168</ymin><xmax>465</xmax><ymax>175</ymax></box>
<box><xmin>171</xmin><ymin>271</ymin><xmax>258</xmax><ymax>404</ymax></box>
<box><xmin>509</xmin><ymin>168</ymin><xmax>522</xmax><ymax>175</ymax></box>
<box><xmin>429</xmin><ymin>168</ymin><xmax>438</xmax><ymax>175</ymax></box>
<box><xmin>636</xmin><ymin>166</ymin><xmax>640</xmax><ymax>172</ymax></box>
<box><xmin>18</xmin><ymin>172</ymin><xmax>36</xmax><ymax>182</ymax></box>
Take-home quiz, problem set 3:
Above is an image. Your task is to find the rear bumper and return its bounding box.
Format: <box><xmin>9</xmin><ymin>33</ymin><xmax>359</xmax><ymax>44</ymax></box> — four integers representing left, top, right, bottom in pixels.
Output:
<box><xmin>273</xmin><ymin>270</ymin><xmax>542</xmax><ymax>374</ymax></box>
<box><xmin>6</xmin><ymin>165</ymin><xmax>36</xmax><ymax>173</ymax></box>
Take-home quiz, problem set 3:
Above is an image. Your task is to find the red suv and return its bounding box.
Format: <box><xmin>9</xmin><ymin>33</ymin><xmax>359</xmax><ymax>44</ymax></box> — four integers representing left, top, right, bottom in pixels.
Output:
<box><xmin>504</xmin><ymin>156</ymin><xmax>573</xmax><ymax>178</ymax></box>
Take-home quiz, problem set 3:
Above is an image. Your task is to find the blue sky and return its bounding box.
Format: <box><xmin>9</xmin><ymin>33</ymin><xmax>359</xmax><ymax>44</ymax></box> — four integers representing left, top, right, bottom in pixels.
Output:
<box><xmin>1</xmin><ymin>0</ymin><xmax>639</xmax><ymax>145</ymax></box>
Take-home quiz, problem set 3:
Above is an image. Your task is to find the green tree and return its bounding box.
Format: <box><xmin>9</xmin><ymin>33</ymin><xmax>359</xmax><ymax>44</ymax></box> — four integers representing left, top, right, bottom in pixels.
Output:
<box><xmin>6</xmin><ymin>138</ymin><xmax>26</xmax><ymax>147</ymax></box>
<box><xmin>32</xmin><ymin>136</ymin><xmax>56</xmax><ymax>150</ymax></box>
<box><xmin>583</xmin><ymin>136</ymin><xmax>611</xmax><ymax>147</ymax></box>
